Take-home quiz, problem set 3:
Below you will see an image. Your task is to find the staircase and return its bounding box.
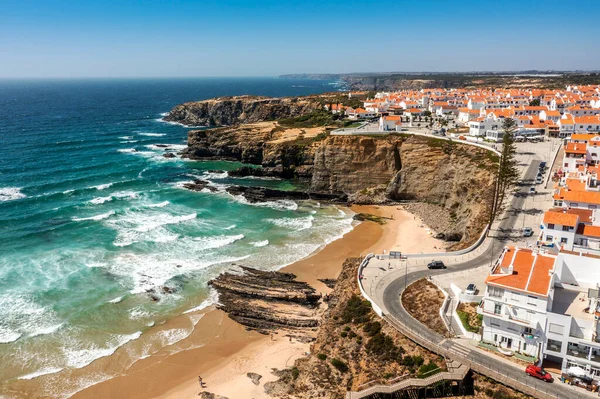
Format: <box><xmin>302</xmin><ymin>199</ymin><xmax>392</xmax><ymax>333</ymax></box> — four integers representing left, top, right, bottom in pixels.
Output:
<box><xmin>345</xmin><ymin>362</ymin><xmax>470</xmax><ymax>399</ymax></box>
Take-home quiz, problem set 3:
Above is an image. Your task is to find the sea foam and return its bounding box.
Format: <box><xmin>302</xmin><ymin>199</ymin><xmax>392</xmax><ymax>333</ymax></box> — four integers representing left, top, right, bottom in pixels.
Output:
<box><xmin>0</xmin><ymin>187</ymin><xmax>26</xmax><ymax>202</ymax></box>
<box><xmin>72</xmin><ymin>210</ymin><xmax>115</xmax><ymax>222</ymax></box>
<box><xmin>138</xmin><ymin>132</ymin><xmax>166</xmax><ymax>137</ymax></box>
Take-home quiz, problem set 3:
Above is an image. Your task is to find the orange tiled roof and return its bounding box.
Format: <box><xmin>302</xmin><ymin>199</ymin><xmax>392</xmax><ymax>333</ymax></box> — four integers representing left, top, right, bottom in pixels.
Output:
<box><xmin>565</xmin><ymin>143</ymin><xmax>587</xmax><ymax>154</ymax></box>
<box><xmin>565</xmin><ymin>178</ymin><xmax>587</xmax><ymax>191</ymax></box>
<box><xmin>571</xmin><ymin>133</ymin><xmax>600</xmax><ymax>141</ymax></box>
<box><xmin>550</xmin><ymin>207</ymin><xmax>593</xmax><ymax>222</ymax></box>
<box><xmin>577</xmin><ymin>224</ymin><xmax>600</xmax><ymax>238</ymax></box>
<box><xmin>553</xmin><ymin>188</ymin><xmax>600</xmax><ymax>205</ymax></box>
<box><xmin>486</xmin><ymin>247</ymin><xmax>555</xmax><ymax>296</ymax></box>
<box><xmin>543</xmin><ymin>210</ymin><xmax>579</xmax><ymax>227</ymax></box>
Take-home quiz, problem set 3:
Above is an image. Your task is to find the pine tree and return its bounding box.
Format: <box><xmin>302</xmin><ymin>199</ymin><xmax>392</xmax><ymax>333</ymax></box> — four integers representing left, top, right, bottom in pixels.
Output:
<box><xmin>489</xmin><ymin>118</ymin><xmax>520</xmax><ymax>224</ymax></box>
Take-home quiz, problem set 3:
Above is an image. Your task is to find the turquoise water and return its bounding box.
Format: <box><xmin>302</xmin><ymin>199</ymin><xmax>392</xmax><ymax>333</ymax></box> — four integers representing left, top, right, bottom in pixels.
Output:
<box><xmin>0</xmin><ymin>78</ymin><xmax>353</xmax><ymax>396</ymax></box>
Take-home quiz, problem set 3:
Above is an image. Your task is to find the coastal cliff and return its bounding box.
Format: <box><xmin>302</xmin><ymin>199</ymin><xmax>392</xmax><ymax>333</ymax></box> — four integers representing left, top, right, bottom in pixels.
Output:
<box><xmin>163</xmin><ymin>95</ymin><xmax>322</xmax><ymax>126</ymax></box>
<box><xmin>181</xmin><ymin>127</ymin><xmax>496</xmax><ymax>248</ymax></box>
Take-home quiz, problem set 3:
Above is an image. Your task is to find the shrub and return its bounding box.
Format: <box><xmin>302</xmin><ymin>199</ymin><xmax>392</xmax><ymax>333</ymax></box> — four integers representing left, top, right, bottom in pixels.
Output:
<box><xmin>291</xmin><ymin>366</ymin><xmax>299</xmax><ymax>380</ymax></box>
<box><xmin>341</xmin><ymin>295</ymin><xmax>372</xmax><ymax>324</ymax></box>
<box><xmin>365</xmin><ymin>332</ymin><xmax>404</xmax><ymax>361</ymax></box>
<box><xmin>363</xmin><ymin>321</ymin><xmax>382</xmax><ymax>337</ymax></box>
<box><xmin>340</xmin><ymin>331</ymin><xmax>348</xmax><ymax>338</ymax></box>
<box><xmin>344</xmin><ymin>326</ymin><xmax>351</xmax><ymax>332</ymax></box>
<box><xmin>317</xmin><ymin>353</ymin><xmax>327</xmax><ymax>361</ymax></box>
<box><xmin>403</xmin><ymin>355</ymin><xmax>424</xmax><ymax>367</ymax></box>
<box><xmin>348</xmin><ymin>331</ymin><xmax>357</xmax><ymax>338</ymax></box>
<box><xmin>330</xmin><ymin>358</ymin><xmax>349</xmax><ymax>373</ymax></box>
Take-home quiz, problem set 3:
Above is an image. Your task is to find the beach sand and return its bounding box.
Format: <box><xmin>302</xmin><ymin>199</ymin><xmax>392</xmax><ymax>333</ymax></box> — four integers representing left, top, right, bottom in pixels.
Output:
<box><xmin>71</xmin><ymin>205</ymin><xmax>444</xmax><ymax>399</ymax></box>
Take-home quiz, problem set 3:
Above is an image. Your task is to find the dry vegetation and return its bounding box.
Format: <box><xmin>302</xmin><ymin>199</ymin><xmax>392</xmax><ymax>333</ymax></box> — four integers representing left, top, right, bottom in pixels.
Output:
<box><xmin>401</xmin><ymin>279</ymin><xmax>448</xmax><ymax>336</ymax></box>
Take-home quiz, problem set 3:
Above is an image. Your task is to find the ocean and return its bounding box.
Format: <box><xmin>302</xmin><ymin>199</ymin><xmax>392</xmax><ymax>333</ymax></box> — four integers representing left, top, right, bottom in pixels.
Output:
<box><xmin>0</xmin><ymin>78</ymin><xmax>353</xmax><ymax>397</ymax></box>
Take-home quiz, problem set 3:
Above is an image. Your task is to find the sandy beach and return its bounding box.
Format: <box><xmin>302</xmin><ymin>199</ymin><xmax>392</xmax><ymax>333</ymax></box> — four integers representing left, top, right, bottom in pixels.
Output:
<box><xmin>71</xmin><ymin>205</ymin><xmax>444</xmax><ymax>399</ymax></box>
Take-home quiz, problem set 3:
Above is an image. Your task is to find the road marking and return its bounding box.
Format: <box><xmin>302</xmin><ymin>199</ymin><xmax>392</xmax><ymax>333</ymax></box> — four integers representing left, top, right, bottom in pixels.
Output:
<box><xmin>449</xmin><ymin>344</ymin><xmax>472</xmax><ymax>356</ymax></box>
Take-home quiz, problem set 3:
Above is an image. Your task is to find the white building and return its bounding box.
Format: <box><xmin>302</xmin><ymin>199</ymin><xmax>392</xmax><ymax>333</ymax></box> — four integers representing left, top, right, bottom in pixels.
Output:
<box><xmin>479</xmin><ymin>247</ymin><xmax>556</xmax><ymax>358</ymax></box>
<box><xmin>479</xmin><ymin>247</ymin><xmax>600</xmax><ymax>380</ymax></box>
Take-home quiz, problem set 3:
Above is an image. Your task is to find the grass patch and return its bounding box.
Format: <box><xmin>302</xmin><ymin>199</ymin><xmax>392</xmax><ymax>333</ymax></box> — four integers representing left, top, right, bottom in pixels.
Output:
<box><xmin>456</xmin><ymin>303</ymin><xmax>482</xmax><ymax>333</ymax></box>
<box><xmin>317</xmin><ymin>353</ymin><xmax>327</xmax><ymax>361</ymax></box>
<box><xmin>279</xmin><ymin>110</ymin><xmax>340</xmax><ymax>128</ymax></box>
<box><xmin>417</xmin><ymin>363</ymin><xmax>441</xmax><ymax>378</ymax></box>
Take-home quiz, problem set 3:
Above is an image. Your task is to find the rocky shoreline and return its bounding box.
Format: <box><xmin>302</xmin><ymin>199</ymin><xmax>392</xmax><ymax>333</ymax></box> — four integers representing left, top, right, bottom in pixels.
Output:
<box><xmin>167</xmin><ymin>95</ymin><xmax>497</xmax><ymax>249</ymax></box>
<box><xmin>208</xmin><ymin>267</ymin><xmax>323</xmax><ymax>339</ymax></box>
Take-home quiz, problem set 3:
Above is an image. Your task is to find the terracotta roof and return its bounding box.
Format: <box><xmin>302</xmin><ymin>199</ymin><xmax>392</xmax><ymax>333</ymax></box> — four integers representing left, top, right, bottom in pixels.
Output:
<box><xmin>565</xmin><ymin>143</ymin><xmax>587</xmax><ymax>154</ymax></box>
<box><xmin>383</xmin><ymin>115</ymin><xmax>401</xmax><ymax>121</ymax></box>
<box><xmin>549</xmin><ymin>207</ymin><xmax>593</xmax><ymax>222</ymax></box>
<box><xmin>486</xmin><ymin>247</ymin><xmax>555</xmax><ymax>296</ymax></box>
<box><xmin>576</xmin><ymin>224</ymin><xmax>600</xmax><ymax>238</ymax></box>
<box><xmin>543</xmin><ymin>210</ymin><xmax>579</xmax><ymax>227</ymax></box>
<box><xmin>553</xmin><ymin>188</ymin><xmax>600</xmax><ymax>205</ymax></box>
<box><xmin>571</xmin><ymin>133</ymin><xmax>600</xmax><ymax>141</ymax></box>
<box><xmin>565</xmin><ymin>178</ymin><xmax>587</xmax><ymax>191</ymax></box>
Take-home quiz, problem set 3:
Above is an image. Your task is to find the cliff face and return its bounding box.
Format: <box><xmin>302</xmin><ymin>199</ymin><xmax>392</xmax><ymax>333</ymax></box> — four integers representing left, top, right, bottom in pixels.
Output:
<box><xmin>163</xmin><ymin>95</ymin><xmax>322</xmax><ymax>126</ymax></box>
<box><xmin>183</xmin><ymin>127</ymin><xmax>496</xmax><ymax>248</ymax></box>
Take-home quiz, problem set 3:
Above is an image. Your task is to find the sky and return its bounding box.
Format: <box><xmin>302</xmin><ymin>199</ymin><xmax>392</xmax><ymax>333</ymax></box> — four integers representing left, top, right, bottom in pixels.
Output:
<box><xmin>0</xmin><ymin>0</ymin><xmax>599</xmax><ymax>78</ymax></box>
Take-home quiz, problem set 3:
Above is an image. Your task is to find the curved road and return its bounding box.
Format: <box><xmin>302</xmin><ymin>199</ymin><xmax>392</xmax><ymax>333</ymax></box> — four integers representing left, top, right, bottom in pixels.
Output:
<box><xmin>371</xmin><ymin>159</ymin><xmax>593</xmax><ymax>398</ymax></box>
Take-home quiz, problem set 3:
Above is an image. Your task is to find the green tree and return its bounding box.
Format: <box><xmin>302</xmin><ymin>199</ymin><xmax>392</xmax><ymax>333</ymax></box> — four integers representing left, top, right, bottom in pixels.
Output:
<box><xmin>489</xmin><ymin>118</ymin><xmax>520</xmax><ymax>224</ymax></box>
<box><xmin>529</xmin><ymin>98</ymin><xmax>541</xmax><ymax>107</ymax></box>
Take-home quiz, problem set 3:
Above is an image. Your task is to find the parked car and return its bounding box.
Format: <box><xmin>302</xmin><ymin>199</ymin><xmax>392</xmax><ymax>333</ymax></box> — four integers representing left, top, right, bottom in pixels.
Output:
<box><xmin>523</xmin><ymin>227</ymin><xmax>533</xmax><ymax>237</ymax></box>
<box><xmin>529</xmin><ymin>187</ymin><xmax>536</xmax><ymax>194</ymax></box>
<box><xmin>539</xmin><ymin>161</ymin><xmax>547</xmax><ymax>168</ymax></box>
<box><xmin>427</xmin><ymin>261</ymin><xmax>446</xmax><ymax>269</ymax></box>
<box><xmin>536</xmin><ymin>177</ymin><xmax>543</xmax><ymax>184</ymax></box>
<box><xmin>525</xmin><ymin>365</ymin><xmax>553</xmax><ymax>382</ymax></box>
<box><xmin>465</xmin><ymin>284</ymin><xmax>477</xmax><ymax>295</ymax></box>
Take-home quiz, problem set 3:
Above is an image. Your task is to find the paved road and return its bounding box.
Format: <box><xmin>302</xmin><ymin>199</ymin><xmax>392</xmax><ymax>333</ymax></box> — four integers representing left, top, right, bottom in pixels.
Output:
<box><xmin>373</xmin><ymin>159</ymin><xmax>594</xmax><ymax>398</ymax></box>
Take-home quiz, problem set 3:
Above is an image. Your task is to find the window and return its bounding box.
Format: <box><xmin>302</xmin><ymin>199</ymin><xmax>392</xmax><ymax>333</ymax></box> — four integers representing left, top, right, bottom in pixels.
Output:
<box><xmin>527</xmin><ymin>296</ymin><xmax>537</xmax><ymax>305</ymax></box>
<box><xmin>589</xmin><ymin>205</ymin><xmax>597</xmax><ymax>210</ymax></box>
<box><xmin>548</xmin><ymin>223</ymin><xmax>555</xmax><ymax>229</ymax></box>
<box><xmin>560</xmin><ymin>237</ymin><xmax>568</xmax><ymax>244</ymax></box>
<box><xmin>571</xmin><ymin>203</ymin><xmax>579</xmax><ymax>207</ymax></box>
<box><xmin>562</xmin><ymin>226</ymin><xmax>571</xmax><ymax>232</ymax></box>
<box><xmin>524</xmin><ymin>327</ymin><xmax>534</xmax><ymax>335</ymax></box>
<box><xmin>494</xmin><ymin>303</ymin><xmax>502</xmax><ymax>315</ymax></box>
<box><xmin>546</xmin><ymin>235</ymin><xmax>554</xmax><ymax>241</ymax></box>
<box><xmin>547</xmin><ymin>339</ymin><xmax>562</xmax><ymax>352</ymax></box>
<box><xmin>488</xmin><ymin>286</ymin><xmax>505</xmax><ymax>298</ymax></box>
<box><xmin>549</xmin><ymin>323</ymin><xmax>564</xmax><ymax>335</ymax></box>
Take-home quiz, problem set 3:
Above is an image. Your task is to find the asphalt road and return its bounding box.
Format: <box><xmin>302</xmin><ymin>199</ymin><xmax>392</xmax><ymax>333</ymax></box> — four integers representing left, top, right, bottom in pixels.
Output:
<box><xmin>378</xmin><ymin>160</ymin><xmax>592</xmax><ymax>398</ymax></box>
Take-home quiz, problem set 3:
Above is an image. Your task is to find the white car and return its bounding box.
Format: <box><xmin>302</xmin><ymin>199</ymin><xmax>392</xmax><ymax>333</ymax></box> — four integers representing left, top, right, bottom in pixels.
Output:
<box><xmin>465</xmin><ymin>284</ymin><xmax>477</xmax><ymax>296</ymax></box>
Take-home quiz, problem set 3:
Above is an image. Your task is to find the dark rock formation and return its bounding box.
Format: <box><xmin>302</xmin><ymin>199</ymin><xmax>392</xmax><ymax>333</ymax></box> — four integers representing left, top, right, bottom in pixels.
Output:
<box><xmin>317</xmin><ymin>279</ymin><xmax>337</xmax><ymax>289</ymax></box>
<box><xmin>247</xmin><ymin>372</ymin><xmax>262</xmax><ymax>386</ymax></box>
<box><xmin>163</xmin><ymin>152</ymin><xmax>176</xmax><ymax>158</ymax></box>
<box><xmin>198</xmin><ymin>393</ymin><xmax>228</xmax><ymax>399</ymax></box>
<box><xmin>182</xmin><ymin>179</ymin><xmax>218</xmax><ymax>193</ymax></box>
<box><xmin>208</xmin><ymin>267</ymin><xmax>321</xmax><ymax>334</ymax></box>
<box><xmin>224</xmin><ymin>186</ymin><xmax>347</xmax><ymax>204</ymax></box>
<box><xmin>163</xmin><ymin>95</ymin><xmax>322</xmax><ymax>127</ymax></box>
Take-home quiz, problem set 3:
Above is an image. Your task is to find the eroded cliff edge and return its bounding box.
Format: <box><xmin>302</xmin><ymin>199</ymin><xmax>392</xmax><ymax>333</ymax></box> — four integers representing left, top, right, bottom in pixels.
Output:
<box><xmin>181</xmin><ymin>125</ymin><xmax>496</xmax><ymax>248</ymax></box>
<box><xmin>163</xmin><ymin>95</ymin><xmax>322</xmax><ymax>126</ymax></box>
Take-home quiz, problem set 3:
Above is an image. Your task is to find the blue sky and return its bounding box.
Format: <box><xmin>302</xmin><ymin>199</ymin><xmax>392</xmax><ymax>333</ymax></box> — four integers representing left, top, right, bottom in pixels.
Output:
<box><xmin>0</xmin><ymin>0</ymin><xmax>598</xmax><ymax>78</ymax></box>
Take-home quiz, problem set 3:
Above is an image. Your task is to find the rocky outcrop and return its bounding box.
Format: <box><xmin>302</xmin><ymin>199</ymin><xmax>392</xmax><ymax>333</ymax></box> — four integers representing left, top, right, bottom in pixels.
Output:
<box><xmin>209</xmin><ymin>267</ymin><xmax>321</xmax><ymax>335</ymax></box>
<box><xmin>163</xmin><ymin>96</ymin><xmax>322</xmax><ymax>127</ymax></box>
<box><xmin>182</xmin><ymin>126</ymin><xmax>496</xmax><ymax>248</ymax></box>
<box><xmin>182</xmin><ymin>179</ymin><xmax>218</xmax><ymax>192</ymax></box>
<box><xmin>265</xmin><ymin>258</ymin><xmax>445</xmax><ymax>398</ymax></box>
<box><xmin>225</xmin><ymin>186</ymin><xmax>347</xmax><ymax>203</ymax></box>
